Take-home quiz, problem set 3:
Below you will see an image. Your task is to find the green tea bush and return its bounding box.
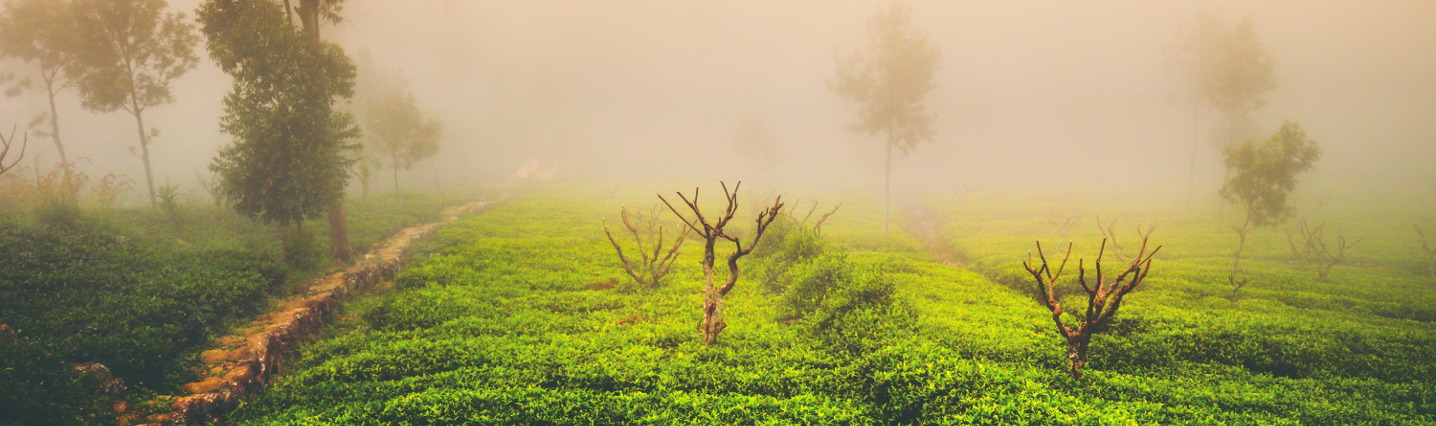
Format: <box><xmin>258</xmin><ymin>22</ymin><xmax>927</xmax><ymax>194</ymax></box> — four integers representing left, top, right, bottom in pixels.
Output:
<box><xmin>0</xmin><ymin>222</ymin><xmax>285</xmax><ymax>425</ymax></box>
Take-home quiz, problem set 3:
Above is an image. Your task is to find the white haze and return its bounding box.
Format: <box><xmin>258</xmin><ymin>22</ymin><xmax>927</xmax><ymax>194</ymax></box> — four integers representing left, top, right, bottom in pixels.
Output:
<box><xmin>2</xmin><ymin>0</ymin><xmax>1433</xmax><ymax>203</ymax></box>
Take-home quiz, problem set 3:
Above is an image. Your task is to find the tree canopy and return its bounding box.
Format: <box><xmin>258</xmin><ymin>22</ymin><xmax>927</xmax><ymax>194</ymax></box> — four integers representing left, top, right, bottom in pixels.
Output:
<box><xmin>0</xmin><ymin>0</ymin><xmax>81</xmax><ymax>164</ymax></box>
<box><xmin>354</xmin><ymin>55</ymin><xmax>441</xmax><ymax>194</ymax></box>
<box><xmin>72</xmin><ymin>0</ymin><xmax>199</xmax><ymax>209</ymax></box>
<box><xmin>1221</xmin><ymin>121</ymin><xmax>1320</xmax><ymax>228</ymax></box>
<box><xmin>198</xmin><ymin>0</ymin><xmax>358</xmax><ymax>226</ymax></box>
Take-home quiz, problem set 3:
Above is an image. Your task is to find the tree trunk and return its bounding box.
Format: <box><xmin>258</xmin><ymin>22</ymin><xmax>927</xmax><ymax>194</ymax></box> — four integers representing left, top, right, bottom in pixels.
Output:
<box><xmin>45</xmin><ymin>83</ymin><xmax>67</xmax><ymax>165</ymax></box>
<box><xmin>884</xmin><ymin>138</ymin><xmax>892</xmax><ymax>233</ymax></box>
<box><xmin>1229</xmin><ymin>216</ymin><xmax>1251</xmax><ymax>300</ymax></box>
<box><xmin>1066</xmin><ymin>339</ymin><xmax>1089</xmax><ymax>379</ymax></box>
<box><xmin>393</xmin><ymin>163</ymin><xmax>400</xmax><ymax>195</ymax></box>
<box><xmin>1186</xmin><ymin>102</ymin><xmax>1198</xmax><ymax>209</ymax></box>
<box><xmin>698</xmin><ymin>238</ymin><xmax>725</xmax><ymax>345</ymax></box>
<box><xmin>296</xmin><ymin>2</ymin><xmax>353</xmax><ymax>264</ymax></box>
<box><xmin>328</xmin><ymin>196</ymin><xmax>352</xmax><ymax>263</ymax></box>
<box><xmin>133</xmin><ymin>111</ymin><xmax>157</xmax><ymax>211</ymax></box>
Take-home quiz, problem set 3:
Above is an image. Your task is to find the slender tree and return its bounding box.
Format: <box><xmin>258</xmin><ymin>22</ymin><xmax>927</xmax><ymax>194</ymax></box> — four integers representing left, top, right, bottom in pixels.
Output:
<box><xmin>363</xmin><ymin>90</ymin><xmax>442</xmax><ymax>194</ymax></box>
<box><xmin>1205</xmin><ymin>17</ymin><xmax>1276</xmax><ymax>150</ymax></box>
<box><xmin>0</xmin><ymin>0</ymin><xmax>81</xmax><ymax>165</ymax></box>
<box><xmin>198</xmin><ymin>0</ymin><xmax>358</xmax><ymax>262</ymax></box>
<box><xmin>1165</xmin><ymin>13</ymin><xmax>1222</xmax><ymax>208</ymax></box>
<box><xmin>832</xmin><ymin>1</ymin><xmax>940</xmax><ymax>232</ymax></box>
<box><xmin>1222</xmin><ymin>121</ymin><xmax>1320</xmax><ymax>300</ymax></box>
<box><xmin>72</xmin><ymin>0</ymin><xmax>199</xmax><ymax>210</ymax></box>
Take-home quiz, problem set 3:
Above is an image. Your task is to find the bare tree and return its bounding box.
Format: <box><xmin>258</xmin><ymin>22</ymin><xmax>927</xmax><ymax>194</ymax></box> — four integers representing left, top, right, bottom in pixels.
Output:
<box><xmin>0</xmin><ymin>126</ymin><xmax>26</xmax><ymax>177</ymax></box>
<box><xmin>602</xmin><ymin>205</ymin><xmax>690</xmax><ymax>287</ymax></box>
<box><xmin>1095</xmin><ymin>216</ymin><xmax>1155</xmax><ymax>263</ymax></box>
<box><xmin>1416</xmin><ymin>225</ymin><xmax>1436</xmax><ymax>279</ymax></box>
<box><xmin>1024</xmin><ymin>237</ymin><xmax>1161</xmax><ymax>379</ymax></box>
<box><xmin>660</xmin><ymin>182</ymin><xmax>783</xmax><ymax>345</ymax></box>
<box><xmin>1315</xmin><ymin>233</ymin><xmax>1362</xmax><ymax>279</ymax></box>
<box><xmin>1286</xmin><ymin>220</ymin><xmax>1324</xmax><ymax>267</ymax></box>
<box><xmin>194</xmin><ymin>169</ymin><xmax>224</xmax><ymax>208</ymax></box>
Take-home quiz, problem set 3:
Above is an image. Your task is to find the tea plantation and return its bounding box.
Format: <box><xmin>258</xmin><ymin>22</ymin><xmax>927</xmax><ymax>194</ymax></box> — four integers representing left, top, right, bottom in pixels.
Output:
<box><xmin>223</xmin><ymin>184</ymin><xmax>1436</xmax><ymax>425</ymax></box>
<box><xmin>0</xmin><ymin>193</ymin><xmax>473</xmax><ymax>425</ymax></box>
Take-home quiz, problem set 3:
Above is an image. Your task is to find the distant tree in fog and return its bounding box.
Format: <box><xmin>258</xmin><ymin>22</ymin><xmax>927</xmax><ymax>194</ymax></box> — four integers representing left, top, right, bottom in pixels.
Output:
<box><xmin>1222</xmin><ymin>121</ymin><xmax>1319</xmax><ymax>300</ymax></box>
<box><xmin>71</xmin><ymin>0</ymin><xmax>199</xmax><ymax>211</ymax></box>
<box><xmin>832</xmin><ymin>1</ymin><xmax>941</xmax><ymax>232</ymax></box>
<box><xmin>732</xmin><ymin>115</ymin><xmax>778</xmax><ymax>178</ymax></box>
<box><xmin>198</xmin><ymin>0</ymin><xmax>358</xmax><ymax>263</ymax></box>
<box><xmin>354</xmin><ymin>59</ymin><xmax>442</xmax><ymax>195</ymax></box>
<box><xmin>0</xmin><ymin>0</ymin><xmax>81</xmax><ymax>165</ymax></box>
<box><xmin>1168</xmin><ymin>15</ymin><xmax>1276</xmax><ymax>208</ymax></box>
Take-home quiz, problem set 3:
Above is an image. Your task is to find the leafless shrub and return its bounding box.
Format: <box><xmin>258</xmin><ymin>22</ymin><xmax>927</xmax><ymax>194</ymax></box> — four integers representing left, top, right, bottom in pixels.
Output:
<box><xmin>1095</xmin><ymin>215</ymin><xmax>1155</xmax><ymax>263</ymax></box>
<box><xmin>1415</xmin><ymin>225</ymin><xmax>1435</xmax><ymax>279</ymax></box>
<box><xmin>602</xmin><ymin>204</ymin><xmax>689</xmax><ymax>287</ymax></box>
<box><xmin>1024</xmin><ymin>237</ymin><xmax>1161</xmax><ymax>379</ymax></box>
<box><xmin>0</xmin><ymin>126</ymin><xmax>25</xmax><ymax>177</ymax></box>
<box><xmin>660</xmin><ymin>181</ymin><xmax>783</xmax><ymax>345</ymax></box>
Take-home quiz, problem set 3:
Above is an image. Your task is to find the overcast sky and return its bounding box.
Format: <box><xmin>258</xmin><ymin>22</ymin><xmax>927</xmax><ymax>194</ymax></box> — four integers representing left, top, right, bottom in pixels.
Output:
<box><xmin>3</xmin><ymin>0</ymin><xmax>1432</xmax><ymax>201</ymax></box>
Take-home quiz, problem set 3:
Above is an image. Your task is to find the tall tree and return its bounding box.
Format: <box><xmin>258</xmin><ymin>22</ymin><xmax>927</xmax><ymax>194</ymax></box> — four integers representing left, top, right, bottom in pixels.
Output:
<box><xmin>72</xmin><ymin>0</ymin><xmax>198</xmax><ymax>210</ymax></box>
<box><xmin>1165</xmin><ymin>13</ymin><xmax>1224</xmax><ymax>208</ymax></box>
<box><xmin>832</xmin><ymin>1</ymin><xmax>941</xmax><ymax>232</ymax></box>
<box><xmin>1205</xmin><ymin>17</ymin><xmax>1276</xmax><ymax>150</ymax></box>
<box><xmin>1222</xmin><ymin>121</ymin><xmax>1319</xmax><ymax>300</ymax></box>
<box><xmin>0</xmin><ymin>0</ymin><xmax>81</xmax><ymax>165</ymax></box>
<box><xmin>198</xmin><ymin>0</ymin><xmax>357</xmax><ymax>262</ymax></box>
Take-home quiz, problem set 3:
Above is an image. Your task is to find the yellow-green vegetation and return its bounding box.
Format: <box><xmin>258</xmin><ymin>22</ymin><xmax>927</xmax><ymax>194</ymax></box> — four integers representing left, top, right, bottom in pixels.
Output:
<box><xmin>225</xmin><ymin>183</ymin><xmax>1435</xmax><ymax>425</ymax></box>
<box><xmin>0</xmin><ymin>174</ymin><xmax>481</xmax><ymax>426</ymax></box>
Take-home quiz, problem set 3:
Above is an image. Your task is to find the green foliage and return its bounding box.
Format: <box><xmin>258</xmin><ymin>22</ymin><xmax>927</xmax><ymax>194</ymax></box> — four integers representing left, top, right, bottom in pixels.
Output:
<box><xmin>198</xmin><ymin>0</ymin><xmax>359</xmax><ymax>227</ymax></box>
<box><xmin>156</xmin><ymin>181</ymin><xmax>183</xmax><ymax>229</ymax></box>
<box><xmin>0</xmin><ymin>222</ymin><xmax>286</xmax><ymax>424</ymax></box>
<box><xmin>1222</xmin><ymin>121</ymin><xmax>1321</xmax><ymax>228</ymax></box>
<box><xmin>751</xmin><ymin>216</ymin><xmax>828</xmax><ymax>294</ymax></box>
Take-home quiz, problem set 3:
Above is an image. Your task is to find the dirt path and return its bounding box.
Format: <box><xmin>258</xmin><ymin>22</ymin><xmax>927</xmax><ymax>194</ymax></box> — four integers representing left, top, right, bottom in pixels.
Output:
<box><xmin>908</xmin><ymin>204</ymin><xmax>965</xmax><ymax>268</ymax></box>
<box><xmin>131</xmin><ymin>201</ymin><xmax>492</xmax><ymax>426</ymax></box>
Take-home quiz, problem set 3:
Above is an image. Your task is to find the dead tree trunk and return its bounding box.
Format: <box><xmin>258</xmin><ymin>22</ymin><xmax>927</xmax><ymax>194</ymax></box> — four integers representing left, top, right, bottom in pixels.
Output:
<box><xmin>1023</xmin><ymin>237</ymin><xmax>1161</xmax><ymax>379</ymax></box>
<box><xmin>602</xmin><ymin>205</ymin><xmax>690</xmax><ymax>287</ymax></box>
<box><xmin>660</xmin><ymin>182</ymin><xmax>783</xmax><ymax>346</ymax></box>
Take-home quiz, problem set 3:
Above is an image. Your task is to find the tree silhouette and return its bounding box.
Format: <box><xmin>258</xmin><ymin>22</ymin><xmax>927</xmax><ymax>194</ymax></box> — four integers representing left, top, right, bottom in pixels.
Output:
<box><xmin>1222</xmin><ymin>121</ymin><xmax>1320</xmax><ymax>299</ymax></box>
<box><xmin>832</xmin><ymin>1</ymin><xmax>940</xmax><ymax>232</ymax></box>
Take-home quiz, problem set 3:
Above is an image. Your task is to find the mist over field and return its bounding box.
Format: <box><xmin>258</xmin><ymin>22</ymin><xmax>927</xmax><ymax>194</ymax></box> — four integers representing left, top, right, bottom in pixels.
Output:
<box><xmin>7</xmin><ymin>2</ymin><xmax>1436</xmax><ymax>424</ymax></box>
<box><xmin>3</xmin><ymin>0</ymin><xmax>1432</xmax><ymax>200</ymax></box>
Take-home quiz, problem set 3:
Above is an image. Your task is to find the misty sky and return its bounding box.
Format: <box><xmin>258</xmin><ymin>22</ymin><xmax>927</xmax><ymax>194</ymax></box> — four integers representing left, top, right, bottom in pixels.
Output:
<box><xmin>3</xmin><ymin>0</ymin><xmax>1433</xmax><ymax>201</ymax></box>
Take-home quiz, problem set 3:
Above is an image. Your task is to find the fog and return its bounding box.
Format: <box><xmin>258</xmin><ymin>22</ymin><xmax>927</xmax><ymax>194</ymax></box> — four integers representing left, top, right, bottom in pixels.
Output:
<box><xmin>4</xmin><ymin>0</ymin><xmax>1434</xmax><ymax>203</ymax></box>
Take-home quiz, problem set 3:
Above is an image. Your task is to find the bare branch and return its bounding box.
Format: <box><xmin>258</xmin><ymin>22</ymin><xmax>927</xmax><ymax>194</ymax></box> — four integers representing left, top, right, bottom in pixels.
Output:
<box><xmin>0</xmin><ymin>126</ymin><xmax>27</xmax><ymax>177</ymax></box>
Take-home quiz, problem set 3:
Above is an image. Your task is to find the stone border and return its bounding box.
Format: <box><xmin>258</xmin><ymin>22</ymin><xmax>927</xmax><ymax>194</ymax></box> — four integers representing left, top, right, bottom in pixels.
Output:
<box><xmin>134</xmin><ymin>201</ymin><xmax>492</xmax><ymax>425</ymax></box>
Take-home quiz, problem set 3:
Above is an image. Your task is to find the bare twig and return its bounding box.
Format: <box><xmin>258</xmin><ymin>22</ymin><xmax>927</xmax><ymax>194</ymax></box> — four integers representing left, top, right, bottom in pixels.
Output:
<box><xmin>0</xmin><ymin>125</ymin><xmax>26</xmax><ymax>177</ymax></box>
<box><xmin>1024</xmin><ymin>237</ymin><xmax>1161</xmax><ymax>379</ymax></box>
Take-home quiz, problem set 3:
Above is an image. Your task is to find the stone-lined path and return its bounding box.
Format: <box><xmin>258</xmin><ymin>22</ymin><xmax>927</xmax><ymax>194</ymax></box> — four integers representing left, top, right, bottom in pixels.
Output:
<box><xmin>131</xmin><ymin>201</ymin><xmax>492</xmax><ymax>426</ymax></box>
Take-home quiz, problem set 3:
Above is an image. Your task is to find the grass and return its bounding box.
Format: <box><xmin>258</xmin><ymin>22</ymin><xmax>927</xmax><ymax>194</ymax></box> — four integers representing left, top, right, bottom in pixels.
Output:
<box><xmin>223</xmin><ymin>182</ymin><xmax>1436</xmax><ymax>425</ymax></box>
